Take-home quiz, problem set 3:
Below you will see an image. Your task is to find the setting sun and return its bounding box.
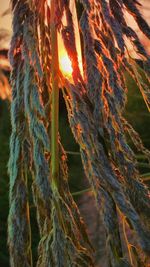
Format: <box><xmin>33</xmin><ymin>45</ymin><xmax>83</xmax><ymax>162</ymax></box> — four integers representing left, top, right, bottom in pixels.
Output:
<box><xmin>59</xmin><ymin>54</ymin><xmax>73</xmax><ymax>76</ymax></box>
<box><xmin>57</xmin><ymin>0</ymin><xmax>83</xmax><ymax>78</ymax></box>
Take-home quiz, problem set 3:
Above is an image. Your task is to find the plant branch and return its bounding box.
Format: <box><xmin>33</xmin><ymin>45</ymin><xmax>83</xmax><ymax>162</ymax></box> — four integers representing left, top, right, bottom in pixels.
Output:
<box><xmin>50</xmin><ymin>0</ymin><xmax>60</xmax><ymax>191</ymax></box>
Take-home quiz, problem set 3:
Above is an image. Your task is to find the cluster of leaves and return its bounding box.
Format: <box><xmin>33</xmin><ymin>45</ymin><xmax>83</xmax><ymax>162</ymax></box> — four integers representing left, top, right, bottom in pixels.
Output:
<box><xmin>6</xmin><ymin>0</ymin><xmax>150</xmax><ymax>267</ymax></box>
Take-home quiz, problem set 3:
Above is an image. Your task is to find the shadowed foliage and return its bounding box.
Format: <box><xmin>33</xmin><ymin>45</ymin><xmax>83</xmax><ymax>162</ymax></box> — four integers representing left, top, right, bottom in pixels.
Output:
<box><xmin>4</xmin><ymin>0</ymin><xmax>150</xmax><ymax>266</ymax></box>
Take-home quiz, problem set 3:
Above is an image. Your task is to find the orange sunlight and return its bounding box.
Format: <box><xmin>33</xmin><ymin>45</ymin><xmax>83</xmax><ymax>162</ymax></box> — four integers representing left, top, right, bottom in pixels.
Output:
<box><xmin>59</xmin><ymin>54</ymin><xmax>73</xmax><ymax>77</ymax></box>
<box><xmin>58</xmin><ymin>0</ymin><xmax>83</xmax><ymax>78</ymax></box>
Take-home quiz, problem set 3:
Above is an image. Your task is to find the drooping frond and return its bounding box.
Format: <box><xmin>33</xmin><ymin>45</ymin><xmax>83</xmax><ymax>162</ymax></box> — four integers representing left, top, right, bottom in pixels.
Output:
<box><xmin>8</xmin><ymin>0</ymin><xmax>150</xmax><ymax>266</ymax></box>
<box><xmin>60</xmin><ymin>0</ymin><xmax>150</xmax><ymax>265</ymax></box>
<box><xmin>8</xmin><ymin>2</ymin><xmax>32</xmax><ymax>266</ymax></box>
<box><xmin>8</xmin><ymin>1</ymin><xmax>93</xmax><ymax>266</ymax></box>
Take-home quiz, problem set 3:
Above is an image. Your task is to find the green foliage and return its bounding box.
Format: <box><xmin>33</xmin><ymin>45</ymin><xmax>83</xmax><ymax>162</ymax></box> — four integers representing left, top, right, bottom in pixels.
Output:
<box><xmin>125</xmin><ymin>71</ymin><xmax>150</xmax><ymax>149</ymax></box>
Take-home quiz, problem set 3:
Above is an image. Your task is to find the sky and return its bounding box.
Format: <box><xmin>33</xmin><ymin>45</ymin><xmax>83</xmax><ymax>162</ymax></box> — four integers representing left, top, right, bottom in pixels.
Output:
<box><xmin>0</xmin><ymin>0</ymin><xmax>11</xmax><ymax>30</ymax></box>
<box><xmin>0</xmin><ymin>0</ymin><xmax>12</xmax><ymax>48</ymax></box>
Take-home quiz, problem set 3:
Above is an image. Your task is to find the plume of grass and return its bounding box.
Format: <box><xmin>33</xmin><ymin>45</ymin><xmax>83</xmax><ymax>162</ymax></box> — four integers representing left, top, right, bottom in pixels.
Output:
<box><xmin>37</xmin><ymin>2</ymin><xmax>93</xmax><ymax>265</ymax></box>
<box><xmin>9</xmin><ymin>1</ymin><xmax>93</xmax><ymax>265</ymax></box>
<box><xmin>7</xmin><ymin>1</ymin><xmax>32</xmax><ymax>266</ymax></box>
<box><xmin>60</xmin><ymin>0</ymin><xmax>150</xmax><ymax>265</ymax></box>
<box><xmin>8</xmin><ymin>0</ymin><xmax>150</xmax><ymax>266</ymax></box>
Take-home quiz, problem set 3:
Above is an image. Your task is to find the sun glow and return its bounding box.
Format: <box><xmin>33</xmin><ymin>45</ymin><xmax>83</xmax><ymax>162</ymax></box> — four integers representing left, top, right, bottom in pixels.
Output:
<box><xmin>59</xmin><ymin>54</ymin><xmax>73</xmax><ymax>76</ymax></box>
<box><xmin>58</xmin><ymin>0</ymin><xmax>83</xmax><ymax>78</ymax></box>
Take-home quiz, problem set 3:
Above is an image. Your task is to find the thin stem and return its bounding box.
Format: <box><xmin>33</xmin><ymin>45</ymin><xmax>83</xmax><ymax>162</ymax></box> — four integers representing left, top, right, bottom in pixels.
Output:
<box><xmin>66</xmin><ymin>151</ymin><xmax>81</xmax><ymax>155</ymax></box>
<box><xmin>122</xmin><ymin>217</ymin><xmax>133</xmax><ymax>266</ymax></box>
<box><xmin>138</xmin><ymin>162</ymin><xmax>150</xmax><ymax>168</ymax></box>
<box><xmin>72</xmin><ymin>187</ymin><xmax>92</xmax><ymax>196</ymax></box>
<box><xmin>24</xmin><ymin>168</ymin><xmax>33</xmax><ymax>267</ymax></box>
<box><xmin>141</xmin><ymin>172</ymin><xmax>150</xmax><ymax>181</ymax></box>
<box><xmin>50</xmin><ymin>0</ymin><xmax>59</xmax><ymax>191</ymax></box>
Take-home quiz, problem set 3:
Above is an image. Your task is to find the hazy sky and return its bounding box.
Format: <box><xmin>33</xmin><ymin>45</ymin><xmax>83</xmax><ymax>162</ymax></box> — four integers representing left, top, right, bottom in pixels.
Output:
<box><xmin>0</xmin><ymin>0</ymin><xmax>12</xmax><ymax>47</ymax></box>
<box><xmin>0</xmin><ymin>0</ymin><xmax>12</xmax><ymax>30</ymax></box>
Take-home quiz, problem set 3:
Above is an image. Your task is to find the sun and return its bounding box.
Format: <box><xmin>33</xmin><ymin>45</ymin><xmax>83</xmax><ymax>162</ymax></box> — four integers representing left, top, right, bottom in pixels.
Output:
<box><xmin>59</xmin><ymin>54</ymin><xmax>73</xmax><ymax>77</ymax></box>
<box><xmin>57</xmin><ymin>0</ymin><xmax>83</xmax><ymax>78</ymax></box>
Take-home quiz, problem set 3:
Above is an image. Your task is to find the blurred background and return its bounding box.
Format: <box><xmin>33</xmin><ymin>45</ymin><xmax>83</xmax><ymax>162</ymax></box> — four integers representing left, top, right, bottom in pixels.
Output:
<box><xmin>0</xmin><ymin>1</ymin><xmax>150</xmax><ymax>266</ymax></box>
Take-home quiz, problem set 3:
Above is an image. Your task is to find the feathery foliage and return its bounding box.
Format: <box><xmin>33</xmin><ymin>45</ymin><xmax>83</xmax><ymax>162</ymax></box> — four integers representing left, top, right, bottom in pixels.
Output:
<box><xmin>8</xmin><ymin>0</ymin><xmax>150</xmax><ymax>266</ymax></box>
